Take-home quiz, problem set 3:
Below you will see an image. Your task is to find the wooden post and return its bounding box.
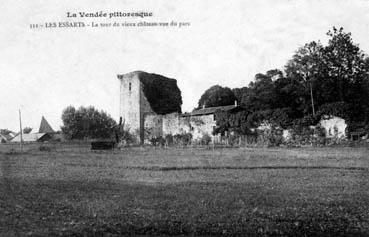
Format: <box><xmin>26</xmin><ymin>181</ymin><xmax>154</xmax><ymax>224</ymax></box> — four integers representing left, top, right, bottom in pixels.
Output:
<box><xmin>309</xmin><ymin>80</ymin><xmax>315</xmax><ymax>116</ymax></box>
<box><xmin>19</xmin><ymin>109</ymin><xmax>23</xmax><ymax>152</ymax></box>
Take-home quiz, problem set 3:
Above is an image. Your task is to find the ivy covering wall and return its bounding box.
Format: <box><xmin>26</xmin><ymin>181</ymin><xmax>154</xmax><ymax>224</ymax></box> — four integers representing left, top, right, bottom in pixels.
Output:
<box><xmin>138</xmin><ymin>72</ymin><xmax>182</xmax><ymax>115</ymax></box>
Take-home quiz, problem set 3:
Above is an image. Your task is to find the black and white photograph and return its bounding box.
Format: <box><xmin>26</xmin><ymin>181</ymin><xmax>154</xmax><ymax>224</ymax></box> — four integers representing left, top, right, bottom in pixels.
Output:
<box><xmin>1</xmin><ymin>0</ymin><xmax>369</xmax><ymax>236</ymax></box>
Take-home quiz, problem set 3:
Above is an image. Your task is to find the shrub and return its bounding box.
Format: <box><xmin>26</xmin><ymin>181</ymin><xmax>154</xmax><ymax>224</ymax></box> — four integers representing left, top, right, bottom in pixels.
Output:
<box><xmin>149</xmin><ymin>136</ymin><xmax>165</xmax><ymax>147</ymax></box>
<box><xmin>312</xmin><ymin>125</ymin><xmax>327</xmax><ymax>146</ymax></box>
<box><xmin>285</xmin><ymin>124</ymin><xmax>329</xmax><ymax>147</ymax></box>
<box><xmin>39</xmin><ymin>145</ymin><xmax>52</xmax><ymax>152</ymax></box>
<box><xmin>257</xmin><ymin>126</ymin><xmax>284</xmax><ymax>147</ymax></box>
<box><xmin>119</xmin><ymin>129</ymin><xmax>137</xmax><ymax>146</ymax></box>
<box><xmin>164</xmin><ymin>134</ymin><xmax>174</xmax><ymax>146</ymax></box>
<box><xmin>61</xmin><ymin>106</ymin><xmax>116</xmax><ymax>140</ymax></box>
<box><xmin>317</xmin><ymin>102</ymin><xmax>352</xmax><ymax>121</ymax></box>
<box><xmin>200</xmin><ymin>133</ymin><xmax>212</xmax><ymax>145</ymax></box>
<box><xmin>173</xmin><ymin>133</ymin><xmax>192</xmax><ymax>146</ymax></box>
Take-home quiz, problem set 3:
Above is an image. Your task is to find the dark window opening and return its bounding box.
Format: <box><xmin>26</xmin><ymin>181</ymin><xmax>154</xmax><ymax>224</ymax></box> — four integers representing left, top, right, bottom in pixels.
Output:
<box><xmin>129</xmin><ymin>82</ymin><xmax>131</xmax><ymax>91</ymax></box>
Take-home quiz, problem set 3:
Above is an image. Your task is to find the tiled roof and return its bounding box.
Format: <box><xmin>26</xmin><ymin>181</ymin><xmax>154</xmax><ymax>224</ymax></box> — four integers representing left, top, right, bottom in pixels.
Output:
<box><xmin>11</xmin><ymin>133</ymin><xmax>47</xmax><ymax>142</ymax></box>
<box><xmin>0</xmin><ymin>133</ymin><xmax>12</xmax><ymax>141</ymax></box>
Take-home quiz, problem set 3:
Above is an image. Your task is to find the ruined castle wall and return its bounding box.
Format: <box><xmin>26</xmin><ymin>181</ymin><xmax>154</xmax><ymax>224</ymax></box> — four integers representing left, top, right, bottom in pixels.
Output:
<box><xmin>139</xmin><ymin>83</ymin><xmax>155</xmax><ymax>142</ymax></box>
<box><xmin>161</xmin><ymin>113</ymin><xmax>216</xmax><ymax>140</ymax></box>
<box><xmin>162</xmin><ymin>113</ymin><xmax>191</xmax><ymax>135</ymax></box>
<box><xmin>189</xmin><ymin>115</ymin><xmax>216</xmax><ymax>140</ymax></box>
<box><xmin>119</xmin><ymin>71</ymin><xmax>161</xmax><ymax>143</ymax></box>
<box><xmin>319</xmin><ymin>116</ymin><xmax>347</xmax><ymax>138</ymax></box>
<box><xmin>140</xmin><ymin>83</ymin><xmax>155</xmax><ymax>115</ymax></box>
<box><xmin>162</xmin><ymin>113</ymin><xmax>180</xmax><ymax>135</ymax></box>
<box><xmin>119</xmin><ymin>73</ymin><xmax>141</xmax><ymax>137</ymax></box>
<box><xmin>178</xmin><ymin>116</ymin><xmax>191</xmax><ymax>134</ymax></box>
<box><xmin>119</xmin><ymin>72</ymin><xmax>218</xmax><ymax>144</ymax></box>
<box><xmin>144</xmin><ymin>114</ymin><xmax>163</xmax><ymax>142</ymax></box>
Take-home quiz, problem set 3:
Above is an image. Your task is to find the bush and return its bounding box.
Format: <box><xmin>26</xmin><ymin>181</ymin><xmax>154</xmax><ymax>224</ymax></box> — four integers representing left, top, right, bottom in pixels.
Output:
<box><xmin>164</xmin><ymin>134</ymin><xmax>174</xmax><ymax>146</ymax></box>
<box><xmin>200</xmin><ymin>133</ymin><xmax>212</xmax><ymax>145</ymax></box>
<box><xmin>119</xmin><ymin>129</ymin><xmax>137</xmax><ymax>146</ymax></box>
<box><xmin>149</xmin><ymin>136</ymin><xmax>165</xmax><ymax>147</ymax></box>
<box><xmin>225</xmin><ymin>134</ymin><xmax>240</xmax><ymax>146</ymax></box>
<box><xmin>61</xmin><ymin>106</ymin><xmax>116</xmax><ymax>140</ymax></box>
<box><xmin>39</xmin><ymin>145</ymin><xmax>52</xmax><ymax>152</ymax></box>
<box><xmin>173</xmin><ymin>133</ymin><xmax>192</xmax><ymax>146</ymax></box>
<box><xmin>311</xmin><ymin>125</ymin><xmax>327</xmax><ymax>146</ymax></box>
<box><xmin>317</xmin><ymin>102</ymin><xmax>352</xmax><ymax>121</ymax></box>
<box><xmin>257</xmin><ymin>126</ymin><xmax>284</xmax><ymax>147</ymax></box>
<box><xmin>285</xmin><ymin>124</ymin><xmax>328</xmax><ymax>147</ymax></box>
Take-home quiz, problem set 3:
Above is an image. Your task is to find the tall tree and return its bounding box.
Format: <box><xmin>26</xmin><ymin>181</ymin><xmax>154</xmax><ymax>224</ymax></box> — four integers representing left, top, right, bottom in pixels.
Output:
<box><xmin>324</xmin><ymin>27</ymin><xmax>367</xmax><ymax>102</ymax></box>
<box><xmin>244</xmin><ymin>72</ymin><xmax>277</xmax><ymax>111</ymax></box>
<box><xmin>322</xmin><ymin>27</ymin><xmax>369</xmax><ymax>124</ymax></box>
<box><xmin>197</xmin><ymin>85</ymin><xmax>236</xmax><ymax>109</ymax></box>
<box><xmin>285</xmin><ymin>41</ymin><xmax>325</xmax><ymax>116</ymax></box>
<box><xmin>274</xmin><ymin>76</ymin><xmax>305</xmax><ymax>117</ymax></box>
<box><xmin>232</xmin><ymin>87</ymin><xmax>250</xmax><ymax>106</ymax></box>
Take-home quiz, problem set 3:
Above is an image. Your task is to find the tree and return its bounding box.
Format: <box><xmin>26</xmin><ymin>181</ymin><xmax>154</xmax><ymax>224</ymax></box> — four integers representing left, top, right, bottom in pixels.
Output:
<box><xmin>324</xmin><ymin>27</ymin><xmax>368</xmax><ymax>102</ymax></box>
<box><xmin>0</xmin><ymin>129</ymin><xmax>12</xmax><ymax>135</ymax></box>
<box><xmin>23</xmin><ymin>127</ymin><xmax>32</xmax><ymax>134</ymax></box>
<box><xmin>265</xmin><ymin>69</ymin><xmax>283</xmax><ymax>81</ymax></box>
<box><xmin>232</xmin><ymin>87</ymin><xmax>250</xmax><ymax>106</ymax></box>
<box><xmin>323</xmin><ymin>27</ymin><xmax>369</xmax><ymax>125</ymax></box>
<box><xmin>205</xmin><ymin>27</ymin><xmax>369</xmax><ymax>137</ymax></box>
<box><xmin>197</xmin><ymin>85</ymin><xmax>236</xmax><ymax>109</ymax></box>
<box><xmin>274</xmin><ymin>76</ymin><xmax>304</xmax><ymax>117</ymax></box>
<box><xmin>214</xmin><ymin>110</ymin><xmax>252</xmax><ymax>136</ymax></box>
<box><xmin>285</xmin><ymin>41</ymin><xmax>325</xmax><ymax>116</ymax></box>
<box><xmin>61</xmin><ymin>106</ymin><xmax>117</xmax><ymax>140</ymax></box>
<box><xmin>242</xmin><ymin>72</ymin><xmax>278</xmax><ymax>111</ymax></box>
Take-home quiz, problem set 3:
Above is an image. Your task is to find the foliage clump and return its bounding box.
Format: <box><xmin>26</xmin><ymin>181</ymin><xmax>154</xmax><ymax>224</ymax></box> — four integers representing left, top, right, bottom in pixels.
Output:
<box><xmin>204</xmin><ymin>26</ymin><xmax>369</xmax><ymax>146</ymax></box>
<box><xmin>197</xmin><ymin>85</ymin><xmax>236</xmax><ymax>109</ymax></box>
<box><xmin>149</xmin><ymin>136</ymin><xmax>166</xmax><ymax>147</ymax></box>
<box><xmin>139</xmin><ymin>72</ymin><xmax>182</xmax><ymax>114</ymax></box>
<box><xmin>61</xmin><ymin>106</ymin><xmax>116</xmax><ymax>140</ymax></box>
<box><xmin>118</xmin><ymin>129</ymin><xmax>137</xmax><ymax>146</ymax></box>
<box><xmin>200</xmin><ymin>133</ymin><xmax>212</xmax><ymax>145</ymax></box>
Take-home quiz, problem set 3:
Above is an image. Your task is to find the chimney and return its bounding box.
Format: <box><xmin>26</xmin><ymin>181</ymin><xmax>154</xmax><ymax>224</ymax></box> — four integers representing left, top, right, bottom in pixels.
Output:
<box><xmin>235</xmin><ymin>100</ymin><xmax>238</xmax><ymax>106</ymax></box>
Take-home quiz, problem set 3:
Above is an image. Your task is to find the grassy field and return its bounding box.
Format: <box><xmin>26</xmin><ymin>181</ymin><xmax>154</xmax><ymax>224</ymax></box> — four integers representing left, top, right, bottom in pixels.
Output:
<box><xmin>0</xmin><ymin>144</ymin><xmax>369</xmax><ymax>236</ymax></box>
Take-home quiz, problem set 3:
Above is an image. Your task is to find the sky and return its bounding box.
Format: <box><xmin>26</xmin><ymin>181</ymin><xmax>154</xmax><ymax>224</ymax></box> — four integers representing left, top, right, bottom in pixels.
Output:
<box><xmin>1</xmin><ymin>0</ymin><xmax>369</xmax><ymax>132</ymax></box>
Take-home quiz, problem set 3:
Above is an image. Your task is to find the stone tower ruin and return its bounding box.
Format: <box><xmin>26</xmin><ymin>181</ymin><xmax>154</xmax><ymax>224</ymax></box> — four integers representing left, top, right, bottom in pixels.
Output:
<box><xmin>117</xmin><ymin>71</ymin><xmax>182</xmax><ymax>144</ymax></box>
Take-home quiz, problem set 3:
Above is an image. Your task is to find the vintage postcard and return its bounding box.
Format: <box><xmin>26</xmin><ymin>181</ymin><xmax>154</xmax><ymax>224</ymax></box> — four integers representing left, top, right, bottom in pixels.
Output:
<box><xmin>1</xmin><ymin>0</ymin><xmax>369</xmax><ymax>236</ymax></box>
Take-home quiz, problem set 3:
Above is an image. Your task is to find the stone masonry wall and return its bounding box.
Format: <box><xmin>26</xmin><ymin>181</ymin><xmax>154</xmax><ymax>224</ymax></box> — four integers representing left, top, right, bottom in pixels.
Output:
<box><xmin>139</xmin><ymin>82</ymin><xmax>155</xmax><ymax>143</ymax></box>
<box><xmin>161</xmin><ymin>113</ymin><xmax>216</xmax><ymax>140</ymax></box>
<box><xmin>162</xmin><ymin>113</ymin><xmax>190</xmax><ymax>136</ymax></box>
<box><xmin>319</xmin><ymin>116</ymin><xmax>347</xmax><ymax>138</ymax></box>
<box><xmin>144</xmin><ymin>114</ymin><xmax>163</xmax><ymax>143</ymax></box>
<box><xmin>119</xmin><ymin>72</ymin><xmax>141</xmax><ymax>138</ymax></box>
<box><xmin>189</xmin><ymin>115</ymin><xmax>216</xmax><ymax>140</ymax></box>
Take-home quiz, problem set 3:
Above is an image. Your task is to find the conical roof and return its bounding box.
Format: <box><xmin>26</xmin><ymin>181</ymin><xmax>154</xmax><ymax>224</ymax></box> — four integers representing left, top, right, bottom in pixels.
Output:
<box><xmin>38</xmin><ymin>116</ymin><xmax>55</xmax><ymax>133</ymax></box>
